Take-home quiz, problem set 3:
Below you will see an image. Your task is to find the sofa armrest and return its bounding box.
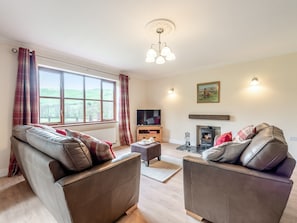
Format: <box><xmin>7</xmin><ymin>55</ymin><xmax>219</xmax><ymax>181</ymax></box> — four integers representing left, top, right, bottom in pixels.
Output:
<box><xmin>55</xmin><ymin>152</ymin><xmax>141</xmax><ymax>223</ymax></box>
<box><xmin>183</xmin><ymin>155</ymin><xmax>293</xmax><ymax>223</ymax></box>
<box><xmin>274</xmin><ymin>153</ymin><xmax>296</xmax><ymax>178</ymax></box>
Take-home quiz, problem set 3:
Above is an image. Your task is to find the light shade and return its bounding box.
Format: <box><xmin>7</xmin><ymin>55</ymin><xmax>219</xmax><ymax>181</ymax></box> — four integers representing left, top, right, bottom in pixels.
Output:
<box><xmin>156</xmin><ymin>55</ymin><xmax>165</xmax><ymax>64</ymax></box>
<box><xmin>166</xmin><ymin>52</ymin><xmax>176</xmax><ymax>61</ymax></box>
<box><xmin>145</xmin><ymin>56</ymin><xmax>155</xmax><ymax>63</ymax></box>
<box><xmin>146</xmin><ymin>48</ymin><xmax>157</xmax><ymax>58</ymax></box>
<box><xmin>161</xmin><ymin>46</ymin><xmax>171</xmax><ymax>57</ymax></box>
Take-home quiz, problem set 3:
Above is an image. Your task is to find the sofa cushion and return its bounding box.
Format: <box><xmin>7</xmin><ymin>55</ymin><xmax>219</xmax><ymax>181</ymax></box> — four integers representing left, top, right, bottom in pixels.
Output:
<box><xmin>26</xmin><ymin>127</ymin><xmax>93</xmax><ymax>171</ymax></box>
<box><xmin>103</xmin><ymin>140</ymin><xmax>116</xmax><ymax>158</ymax></box>
<box><xmin>202</xmin><ymin>139</ymin><xmax>251</xmax><ymax>163</ymax></box>
<box><xmin>12</xmin><ymin>125</ymin><xmax>33</xmax><ymax>143</ymax></box>
<box><xmin>240</xmin><ymin>126</ymin><xmax>288</xmax><ymax>171</ymax></box>
<box><xmin>66</xmin><ymin>129</ymin><xmax>114</xmax><ymax>164</ymax></box>
<box><xmin>255</xmin><ymin>122</ymin><xmax>270</xmax><ymax>133</ymax></box>
<box><xmin>215</xmin><ymin>132</ymin><xmax>232</xmax><ymax>146</ymax></box>
<box><xmin>31</xmin><ymin>124</ymin><xmax>56</xmax><ymax>132</ymax></box>
<box><xmin>234</xmin><ymin>125</ymin><xmax>256</xmax><ymax>142</ymax></box>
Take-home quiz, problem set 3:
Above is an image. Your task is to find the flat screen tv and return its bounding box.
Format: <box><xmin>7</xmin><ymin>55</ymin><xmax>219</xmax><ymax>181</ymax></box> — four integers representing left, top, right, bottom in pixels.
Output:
<box><xmin>137</xmin><ymin>109</ymin><xmax>161</xmax><ymax>125</ymax></box>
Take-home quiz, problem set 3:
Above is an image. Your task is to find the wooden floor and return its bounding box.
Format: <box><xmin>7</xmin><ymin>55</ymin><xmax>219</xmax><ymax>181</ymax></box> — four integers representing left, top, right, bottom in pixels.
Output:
<box><xmin>0</xmin><ymin>143</ymin><xmax>296</xmax><ymax>223</ymax></box>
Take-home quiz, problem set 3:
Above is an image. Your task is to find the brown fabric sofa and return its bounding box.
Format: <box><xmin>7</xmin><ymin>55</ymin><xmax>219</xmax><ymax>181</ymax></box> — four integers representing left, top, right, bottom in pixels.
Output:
<box><xmin>11</xmin><ymin>125</ymin><xmax>141</xmax><ymax>223</ymax></box>
<box><xmin>183</xmin><ymin>124</ymin><xmax>296</xmax><ymax>223</ymax></box>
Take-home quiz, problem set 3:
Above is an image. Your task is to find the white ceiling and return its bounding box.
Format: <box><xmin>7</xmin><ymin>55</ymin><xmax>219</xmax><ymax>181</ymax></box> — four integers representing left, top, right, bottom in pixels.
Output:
<box><xmin>0</xmin><ymin>0</ymin><xmax>297</xmax><ymax>79</ymax></box>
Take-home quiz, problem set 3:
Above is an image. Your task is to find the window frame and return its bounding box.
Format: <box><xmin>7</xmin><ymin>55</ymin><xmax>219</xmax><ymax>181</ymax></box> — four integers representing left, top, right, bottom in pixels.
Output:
<box><xmin>38</xmin><ymin>66</ymin><xmax>116</xmax><ymax>126</ymax></box>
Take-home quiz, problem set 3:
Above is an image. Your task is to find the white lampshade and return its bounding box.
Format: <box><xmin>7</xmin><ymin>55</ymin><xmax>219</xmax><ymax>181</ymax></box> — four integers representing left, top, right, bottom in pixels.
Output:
<box><xmin>166</xmin><ymin>52</ymin><xmax>176</xmax><ymax>61</ymax></box>
<box><xmin>161</xmin><ymin>46</ymin><xmax>171</xmax><ymax>56</ymax></box>
<box><xmin>156</xmin><ymin>56</ymin><xmax>165</xmax><ymax>64</ymax></box>
<box><xmin>145</xmin><ymin>56</ymin><xmax>155</xmax><ymax>63</ymax></box>
<box><xmin>146</xmin><ymin>48</ymin><xmax>157</xmax><ymax>58</ymax></box>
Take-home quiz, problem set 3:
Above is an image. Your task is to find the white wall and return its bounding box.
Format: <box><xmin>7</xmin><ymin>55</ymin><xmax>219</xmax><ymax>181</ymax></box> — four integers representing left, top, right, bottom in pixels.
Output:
<box><xmin>0</xmin><ymin>42</ymin><xmax>18</xmax><ymax>176</ymax></box>
<box><xmin>129</xmin><ymin>78</ymin><xmax>148</xmax><ymax>140</ymax></box>
<box><xmin>147</xmin><ymin>53</ymin><xmax>297</xmax><ymax>159</ymax></box>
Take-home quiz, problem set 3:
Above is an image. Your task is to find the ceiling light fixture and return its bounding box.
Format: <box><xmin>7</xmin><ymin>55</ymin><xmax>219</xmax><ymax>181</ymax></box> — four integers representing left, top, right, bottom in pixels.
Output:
<box><xmin>168</xmin><ymin>88</ymin><xmax>174</xmax><ymax>94</ymax></box>
<box><xmin>250</xmin><ymin>77</ymin><xmax>259</xmax><ymax>86</ymax></box>
<box><xmin>145</xmin><ymin>19</ymin><xmax>176</xmax><ymax>65</ymax></box>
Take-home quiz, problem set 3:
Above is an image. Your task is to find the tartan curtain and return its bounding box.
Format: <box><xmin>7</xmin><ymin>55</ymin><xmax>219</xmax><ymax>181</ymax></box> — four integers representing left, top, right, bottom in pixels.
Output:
<box><xmin>119</xmin><ymin>74</ymin><xmax>133</xmax><ymax>145</ymax></box>
<box><xmin>8</xmin><ymin>47</ymin><xmax>39</xmax><ymax>176</ymax></box>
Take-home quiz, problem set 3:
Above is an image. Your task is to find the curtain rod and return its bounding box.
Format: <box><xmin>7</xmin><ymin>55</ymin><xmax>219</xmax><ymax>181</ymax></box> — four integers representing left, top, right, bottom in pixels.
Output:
<box><xmin>11</xmin><ymin>47</ymin><xmax>119</xmax><ymax>77</ymax></box>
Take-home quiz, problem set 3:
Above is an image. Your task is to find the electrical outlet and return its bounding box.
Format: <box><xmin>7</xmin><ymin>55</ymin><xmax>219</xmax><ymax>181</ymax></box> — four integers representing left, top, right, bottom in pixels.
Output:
<box><xmin>289</xmin><ymin>136</ymin><xmax>297</xmax><ymax>142</ymax></box>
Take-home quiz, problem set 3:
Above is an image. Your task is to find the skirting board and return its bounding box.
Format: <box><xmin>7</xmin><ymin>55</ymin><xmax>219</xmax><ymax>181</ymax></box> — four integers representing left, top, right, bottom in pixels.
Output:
<box><xmin>0</xmin><ymin>168</ymin><xmax>8</xmax><ymax>177</ymax></box>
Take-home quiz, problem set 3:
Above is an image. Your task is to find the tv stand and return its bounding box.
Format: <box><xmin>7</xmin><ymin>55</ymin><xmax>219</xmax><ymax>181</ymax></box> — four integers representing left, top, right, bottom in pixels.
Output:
<box><xmin>136</xmin><ymin>125</ymin><xmax>162</xmax><ymax>142</ymax></box>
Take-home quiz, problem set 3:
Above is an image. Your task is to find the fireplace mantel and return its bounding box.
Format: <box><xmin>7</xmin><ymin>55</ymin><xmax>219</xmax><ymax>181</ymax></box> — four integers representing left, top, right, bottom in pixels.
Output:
<box><xmin>189</xmin><ymin>114</ymin><xmax>230</xmax><ymax>120</ymax></box>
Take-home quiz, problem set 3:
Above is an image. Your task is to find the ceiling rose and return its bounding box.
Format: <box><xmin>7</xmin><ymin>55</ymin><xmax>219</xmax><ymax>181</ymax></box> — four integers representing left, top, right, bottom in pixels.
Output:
<box><xmin>145</xmin><ymin>18</ymin><xmax>175</xmax><ymax>37</ymax></box>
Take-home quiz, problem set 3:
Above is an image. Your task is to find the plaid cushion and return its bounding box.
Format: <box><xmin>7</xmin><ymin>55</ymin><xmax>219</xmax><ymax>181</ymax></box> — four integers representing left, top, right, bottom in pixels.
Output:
<box><xmin>103</xmin><ymin>140</ymin><xmax>116</xmax><ymax>158</ymax></box>
<box><xmin>234</xmin><ymin>125</ymin><xmax>256</xmax><ymax>142</ymax></box>
<box><xmin>66</xmin><ymin>129</ymin><xmax>114</xmax><ymax>164</ymax></box>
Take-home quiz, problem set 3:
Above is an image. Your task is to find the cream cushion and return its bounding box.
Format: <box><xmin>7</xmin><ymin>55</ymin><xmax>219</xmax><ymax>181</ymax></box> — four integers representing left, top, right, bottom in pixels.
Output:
<box><xmin>202</xmin><ymin>139</ymin><xmax>251</xmax><ymax>163</ymax></box>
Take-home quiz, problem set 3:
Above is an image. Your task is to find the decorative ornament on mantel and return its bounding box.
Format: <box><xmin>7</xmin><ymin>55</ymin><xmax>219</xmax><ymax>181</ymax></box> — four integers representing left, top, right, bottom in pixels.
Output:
<box><xmin>145</xmin><ymin>18</ymin><xmax>176</xmax><ymax>64</ymax></box>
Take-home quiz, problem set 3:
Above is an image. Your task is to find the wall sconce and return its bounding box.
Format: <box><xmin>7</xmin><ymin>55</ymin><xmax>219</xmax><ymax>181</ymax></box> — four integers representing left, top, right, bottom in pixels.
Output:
<box><xmin>168</xmin><ymin>88</ymin><xmax>174</xmax><ymax>94</ymax></box>
<box><xmin>250</xmin><ymin>77</ymin><xmax>259</xmax><ymax>86</ymax></box>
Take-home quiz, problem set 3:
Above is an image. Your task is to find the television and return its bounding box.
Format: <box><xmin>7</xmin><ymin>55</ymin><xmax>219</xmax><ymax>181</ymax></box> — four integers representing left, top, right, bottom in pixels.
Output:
<box><xmin>137</xmin><ymin>109</ymin><xmax>161</xmax><ymax>126</ymax></box>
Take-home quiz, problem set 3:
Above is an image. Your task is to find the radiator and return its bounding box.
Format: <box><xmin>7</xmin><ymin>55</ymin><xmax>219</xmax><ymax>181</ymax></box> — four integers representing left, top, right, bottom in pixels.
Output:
<box><xmin>83</xmin><ymin>127</ymin><xmax>116</xmax><ymax>144</ymax></box>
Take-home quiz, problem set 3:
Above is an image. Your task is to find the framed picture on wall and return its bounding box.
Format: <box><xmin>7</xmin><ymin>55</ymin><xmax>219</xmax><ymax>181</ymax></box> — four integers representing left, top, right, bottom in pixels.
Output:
<box><xmin>197</xmin><ymin>81</ymin><xmax>220</xmax><ymax>103</ymax></box>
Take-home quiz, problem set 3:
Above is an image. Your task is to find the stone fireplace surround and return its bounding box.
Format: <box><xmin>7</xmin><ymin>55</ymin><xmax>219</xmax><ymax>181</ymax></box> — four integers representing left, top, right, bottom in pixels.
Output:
<box><xmin>176</xmin><ymin>114</ymin><xmax>228</xmax><ymax>153</ymax></box>
<box><xmin>189</xmin><ymin>113</ymin><xmax>229</xmax><ymax>147</ymax></box>
<box><xmin>176</xmin><ymin>125</ymin><xmax>221</xmax><ymax>154</ymax></box>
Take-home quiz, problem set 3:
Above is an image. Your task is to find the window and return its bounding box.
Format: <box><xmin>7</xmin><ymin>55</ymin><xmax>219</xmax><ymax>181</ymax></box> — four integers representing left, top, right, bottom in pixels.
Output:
<box><xmin>39</xmin><ymin>67</ymin><xmax>116</xmax><ymax>125</ymax></box>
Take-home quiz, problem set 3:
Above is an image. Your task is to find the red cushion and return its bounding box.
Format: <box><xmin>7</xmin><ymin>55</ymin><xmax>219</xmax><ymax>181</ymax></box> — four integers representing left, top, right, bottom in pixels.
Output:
<box><xmin>55</xmin><ymin>129</ymin><xmax>67</xmax><ymax>136</ymax></box>
<box><xmin>215</xmin><ymin>132</ymin><xmax>232</xmax><ymax>146</ymax></box>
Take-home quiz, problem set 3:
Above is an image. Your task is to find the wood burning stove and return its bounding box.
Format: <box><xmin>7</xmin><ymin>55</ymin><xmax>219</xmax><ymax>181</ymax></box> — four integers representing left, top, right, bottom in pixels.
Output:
<box><xmin>200</xmin><ymin>126</ymin><xmax>215</xmax><ymax>149</ymax></box>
